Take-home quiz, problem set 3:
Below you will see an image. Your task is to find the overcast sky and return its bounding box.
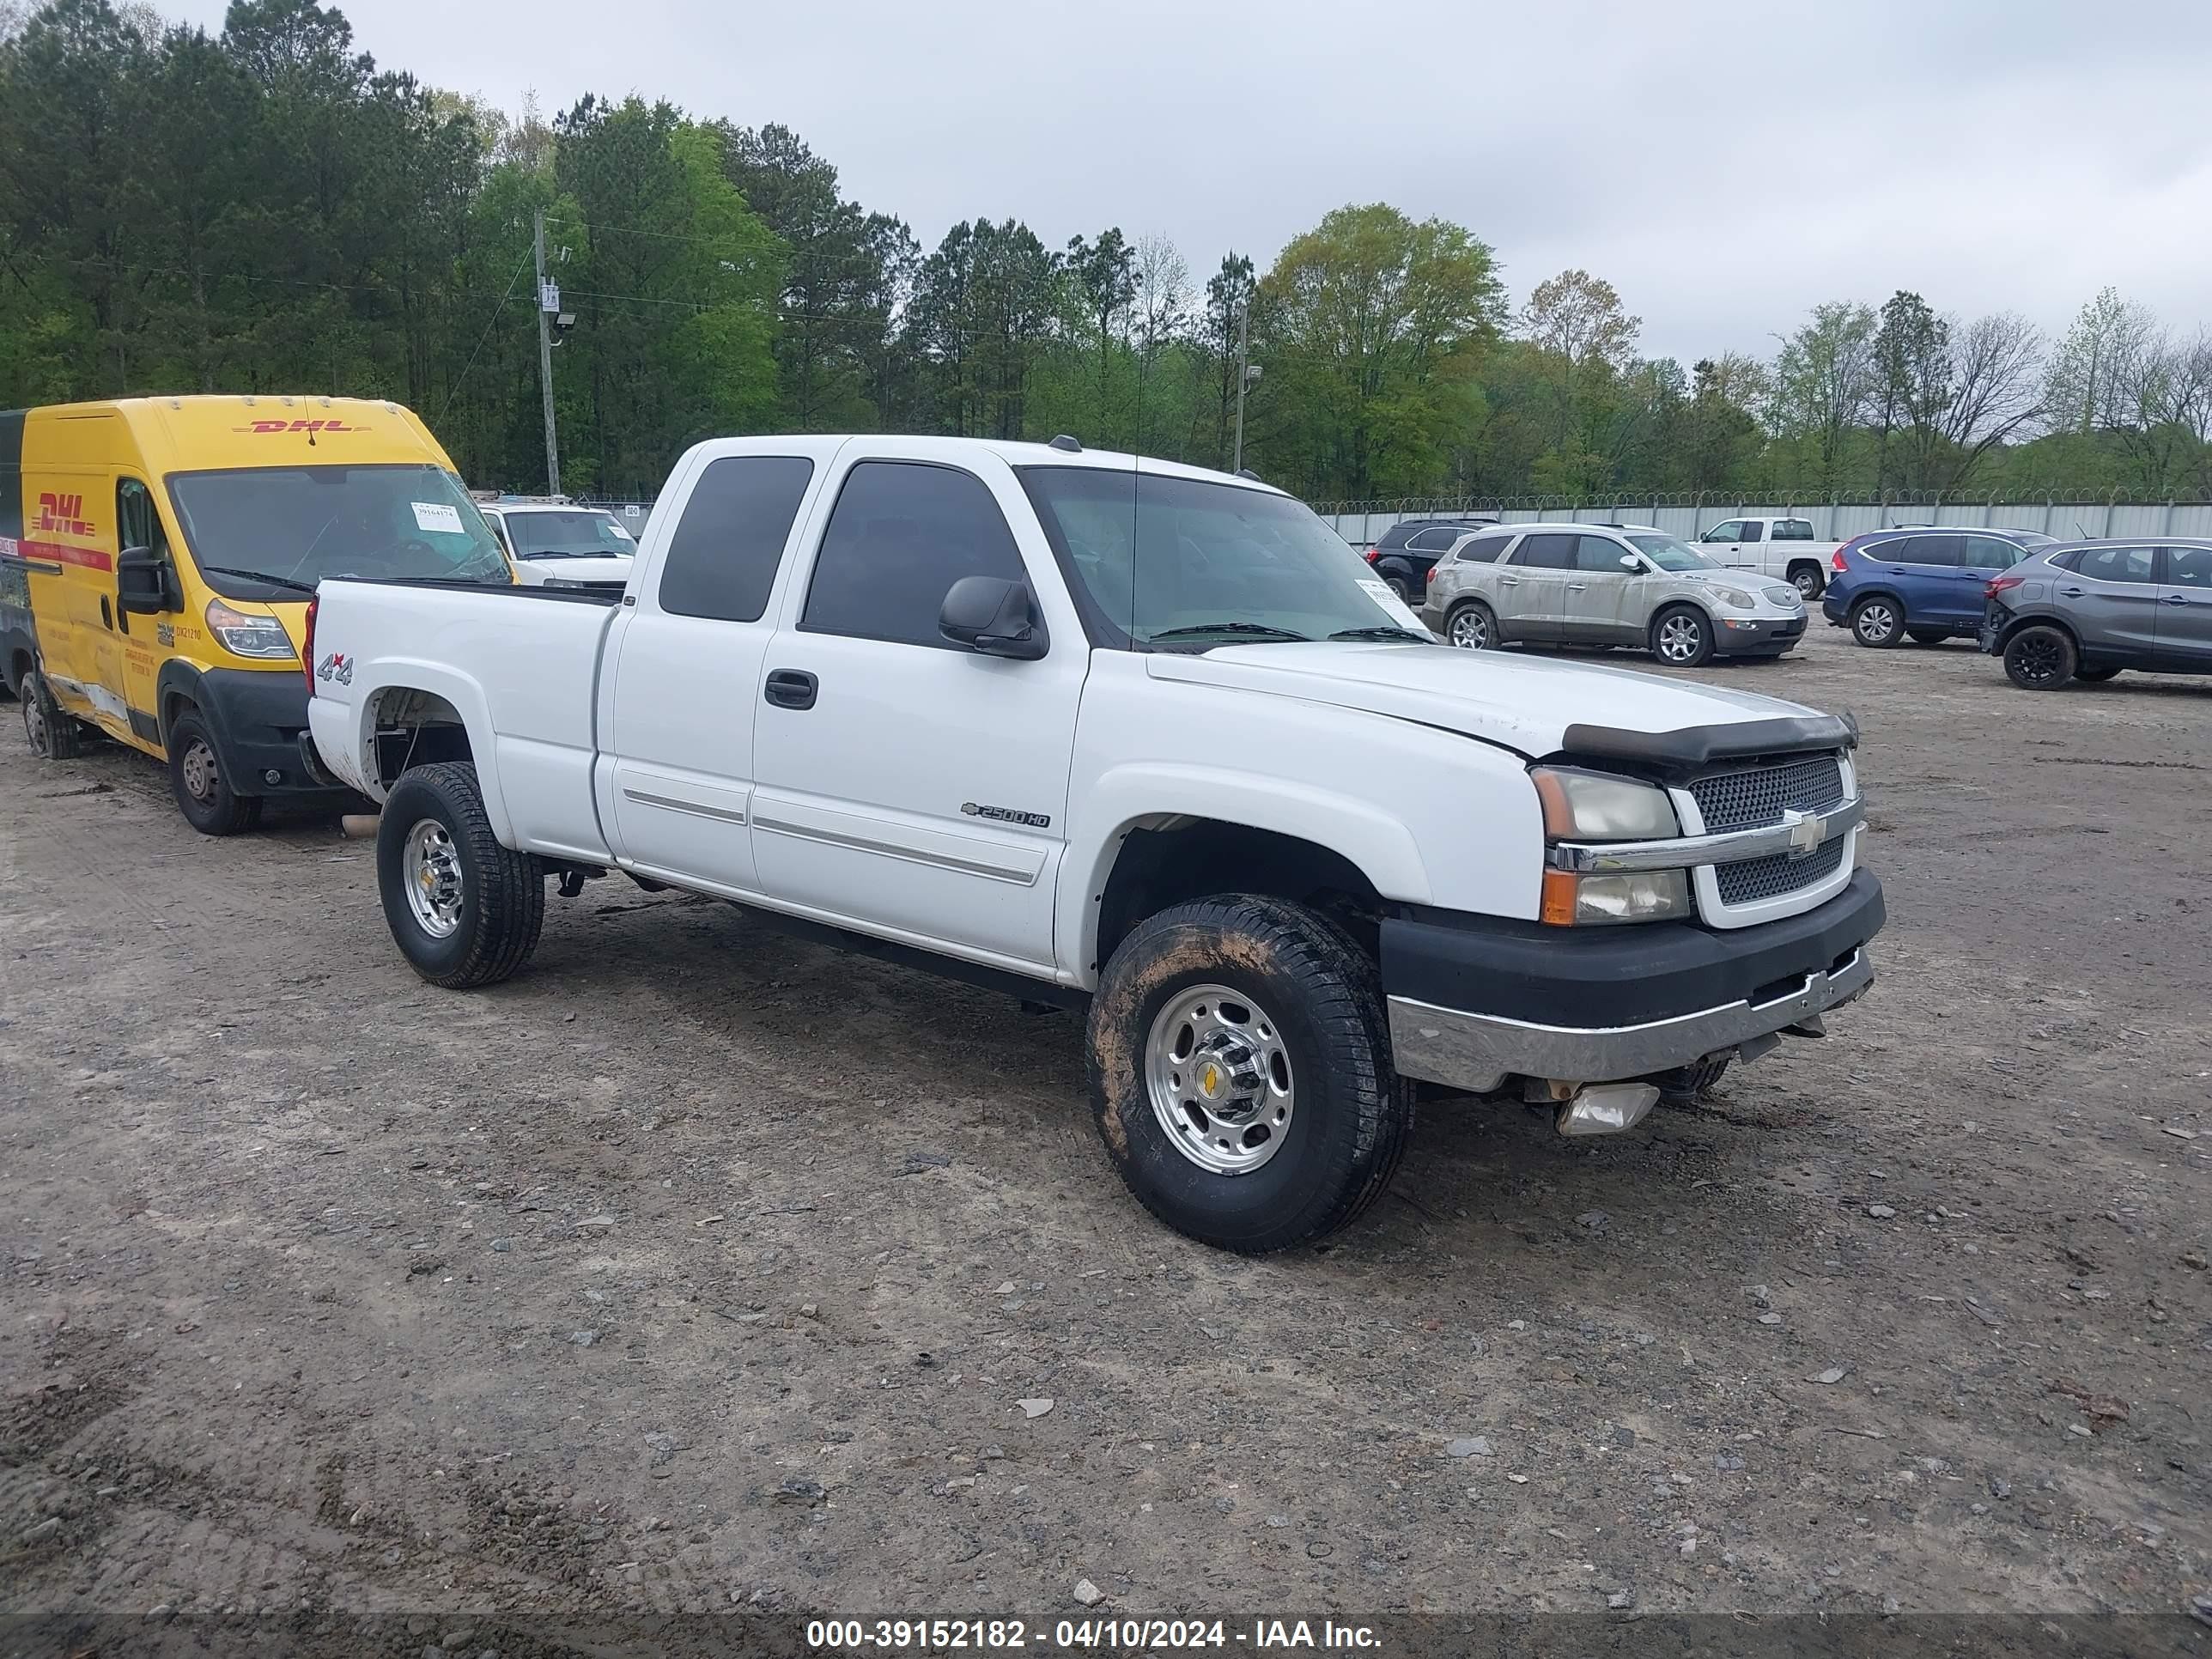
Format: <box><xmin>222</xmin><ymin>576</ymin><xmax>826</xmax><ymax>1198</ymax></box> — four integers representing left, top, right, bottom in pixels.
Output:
<box><xmin>180</xmin><ymin>0</ymin><xmax>2212</xmax><ymax>362</ymax></box>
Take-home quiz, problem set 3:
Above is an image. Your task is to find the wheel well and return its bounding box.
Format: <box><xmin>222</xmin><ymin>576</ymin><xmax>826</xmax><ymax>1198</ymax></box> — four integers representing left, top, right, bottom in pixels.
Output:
<box><xmin>369</xmin><ymin>687</ymin><xmax>474</xmax><ymax>787</ymax></box>
<box><xmin>1095</xmin><ymin>819</ymin><xmax>1384</xmax><ymax>975</ymax></box>
<box><xmin>6</xmin><ymin>646</ymin><xmax>31</xmax><ymax>694</ymax></box>
<box><xmin>160</xmin><ymin>689</ymin><xmax>198</xmax><ymax>740</ymax></box>
<box><xmin>2000</xmin><ymin>613</ymin><xmax>2078</xmax><ymax>651</ymax></box>
<box><xmin>1784</xmin><ymin>557</ymin><xmax>1825</xmax><ymax>578</ymax></box>
<box><xmin>1847</xmin><ymin>588</ymin><xmax>1905</xmax><ymax>612</ymax></box>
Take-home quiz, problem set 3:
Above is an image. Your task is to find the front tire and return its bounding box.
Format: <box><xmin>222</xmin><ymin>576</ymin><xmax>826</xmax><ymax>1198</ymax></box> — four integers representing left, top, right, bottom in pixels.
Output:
<box><xmin>1650</xmin><ymin>605</ymin><xmax>1714</xmax><ymax>666</ymax></box>
<box><xmin>1085</xmin><ymin>896</ymin><xmax>1413</xmax><ymax>1254</ymax></box>
<box><xmin>1445</xmin><ymin>601</ymin><xmax>1495</xmax><ymax>650</ymax></box>
<box><xmin>2003</xmin><ymin>624</ymin><xmax>2076</xmax><ymax>690</ymax></box>
<box><xmin>377</xmin><ymin>762</ymin><xmax>545</xmax><ymax>988</ymax></box>
<box><xmin>167</xmin><ymin>710</ymin><xmax>262</xmax><ymax>836</ymax></box>
<box><xmin>2075</xmin><ymin>666</ymin><xmax>2122</xmax><ymax>683</ymax></box>
<box><xmin>1849</xmin><ymin>597</ymin><xmax>1903</xmax><ymax>647</ymax></box>
<box><xmin>21</xmin><ymin>669</ymin><xmax>84</xmax><ymax>760</ymax></box>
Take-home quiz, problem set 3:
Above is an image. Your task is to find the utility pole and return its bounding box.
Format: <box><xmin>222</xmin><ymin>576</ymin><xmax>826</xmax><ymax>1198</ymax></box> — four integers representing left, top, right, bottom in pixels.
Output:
<box><xmin>1231</xmin><ymin>297</ymin><xmax>1251</xmax><ymax>473</ymax></box>
<box><xmin>533</xmin><ymin>208</ymin><xmax>561</xmax><ymax>496</ymax></box>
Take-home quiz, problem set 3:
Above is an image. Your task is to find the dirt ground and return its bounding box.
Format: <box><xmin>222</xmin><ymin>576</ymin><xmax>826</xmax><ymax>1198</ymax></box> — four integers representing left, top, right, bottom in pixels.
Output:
<box><xmin>3</xmin><ymin>623</ymin><xmax>2209</xmax><ymax>1650</ymax></box>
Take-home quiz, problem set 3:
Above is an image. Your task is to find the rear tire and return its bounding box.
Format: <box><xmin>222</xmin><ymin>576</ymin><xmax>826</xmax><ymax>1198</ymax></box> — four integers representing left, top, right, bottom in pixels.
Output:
<box><xmin>1445</xmin><ymin>601</ymin><xmax>1495</xmax><ymax>650</ymax></box>
<box><xmin>1650</xmin><ymin>605</ymin><xmax>1714</xmax><ymax>666</ymax></box>
<box><xmin>21</xmin><ymin>669</ymin><xmax>84</xmax><ymax>760</ymax></box>
<box><xmin>2003</xmin><ymin>624</ymin><xmax>2076</xmax><ymax>690</ymax></box>
<box><xmin>1086</xmin><ymin>895</ymin><xmax>1413</xmax><ymax>1254</ymax></box>
<box><xmin>1849</xmin><ymin>597</ymin><xmax>1903</xmax><ymax>647</ymax></box>
<box><xmin>1384</xmin><ymin>574</ymin><xmax>1412</xmax><ymax>604</ymax></box>
<box><xmin>378</xmin><ymin>761</ymin><xmax>545</xmax><ymax>988</ymax></box>
<box><xmin>1907</xmin><ymin>627</ymin><xmax>1949</xmax><ymax>646</ymax></box>
<box><xmin>1789</xmin><ymin>564</ymin><xmax>1826</xmax><ymax>600</ymax></box>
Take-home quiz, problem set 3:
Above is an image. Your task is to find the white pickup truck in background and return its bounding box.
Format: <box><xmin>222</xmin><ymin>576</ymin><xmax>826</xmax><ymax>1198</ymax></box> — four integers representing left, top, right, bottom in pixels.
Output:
<box><xmin>304</xmin><ymin>435</ymin><xmax>1885</xmax><ymax>1252</ymax></box>
<box><xmin>1696</xmin><ymin>516</ymin><xmax>1844</xmax><ymax>599</ymax></box>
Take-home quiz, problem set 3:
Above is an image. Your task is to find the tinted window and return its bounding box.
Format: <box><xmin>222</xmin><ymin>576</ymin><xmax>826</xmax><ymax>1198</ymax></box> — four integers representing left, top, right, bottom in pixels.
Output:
<box><xmin>1515</xmin><ymin>532</ymin><xmax>1577</xmax><ymax>570</ymax></box>
<box><xmin>1738</xmin><ymin>521</ymin><xmax>1765</xmax><ymax>544</ymax></box>
<box><xmin>1456</xmin><ymin>533</ymin><xmax>1512</xmax><ymax>563</ymax></box>
<box><xmin>659</xmin><ymin>456</ymin><xmax>815</xmax><ymax>623</ymax></box>
<box><xmin>1405</xmin><ymin>526</ymin><xmax>1456</xmax><ymax>552</ymax></box>
<box><xmin>1702</xmin><ymin>520</ymin><xmax>1742</xmax><ymax>543</ymax></box>
<box><xmin>2075</xmin><ymin>544</ymin><xmax>2157</xmax><ymax>586</ymax></box>
<box><xmin>1575</xmin><ymin>535</ymin><xmax>1632</xmax><ymax>573</ymax></box>
<box><xmin>1961</xmin><ymin>534</ymin><xmax>2025</xmax><ymax>571</ymax></box>
<box><xmin>1897</xmin><ymin>533</ymin><xmax>1962</xmax><ymax>567</ymax></box>
<box><xmin>2166</xmin><ymin>546</ymin><xmax>2212</xmax><ymax>589</ymax></box>
<box><xmin>803</xmin><ymin>461</ymin><xmax>1026</xmax><ymax>649</ymax></box>
<box><xmin>1773</xmin><ymin>520</ymin><xmax>1815</xmax><ymax>541</ymax></box>
<box><xmin>1377</xmin><ymin>523</ymin><xmax>1419</xmax><ymax>550</ymax></box>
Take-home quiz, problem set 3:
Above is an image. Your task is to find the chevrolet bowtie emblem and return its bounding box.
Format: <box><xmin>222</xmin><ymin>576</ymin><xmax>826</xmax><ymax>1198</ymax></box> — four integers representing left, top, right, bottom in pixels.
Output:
<box><xmin>1781</xmin><ymin>807</ymin><xmax>1825</xmax><ymax>859</ymax></box>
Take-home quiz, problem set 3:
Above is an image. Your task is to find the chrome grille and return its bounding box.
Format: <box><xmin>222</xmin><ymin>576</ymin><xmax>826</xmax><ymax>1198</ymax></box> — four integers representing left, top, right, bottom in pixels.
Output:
<box><xmin>1716</xmin><ymin>835</ymin><xmax>1849</xmax><ymax>906</ymax></box>
<box><xmin>1688</xmin><ymin>755</ymin><xmax>1845</xmax><ymax>834</ymax></box>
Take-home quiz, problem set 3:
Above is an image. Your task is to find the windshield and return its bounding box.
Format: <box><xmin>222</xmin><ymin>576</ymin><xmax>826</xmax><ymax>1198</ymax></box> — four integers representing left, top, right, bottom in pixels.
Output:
<box><xmin>167</xmin><ymin>464</ymin><xmax>511</xmax><ymax>598</ymax></box>
<box><xmin>1020</xmin><ymin>467</ymin><xmax>1423</xmax><ymax>647</ymax></box>
<box><xmin>500</xmin><ymin>509</ymin><xmax>636</xmax><ymax>560</ymax></box>
<box><xmin>1627</xmin><ymin>533</ymin><xmax>1718</xmax><ymax>572</ymax></box>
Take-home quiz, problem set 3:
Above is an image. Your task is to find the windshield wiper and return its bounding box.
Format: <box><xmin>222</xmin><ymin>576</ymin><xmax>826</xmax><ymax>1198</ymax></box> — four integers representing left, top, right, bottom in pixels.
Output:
<box><xmin>1147</xmin><ymin>623</ymin><xmax>1312</xmax><ymax>644</ymax></box>
<box><xmin>1328</xmin><ymin>625</ymin><xmax>1430</xmax><ymax>642</ymax></box>
<box><xmin>197</xmin><ymin>564</ymin><xmax>319</xmax><ymax>597</ymax></box>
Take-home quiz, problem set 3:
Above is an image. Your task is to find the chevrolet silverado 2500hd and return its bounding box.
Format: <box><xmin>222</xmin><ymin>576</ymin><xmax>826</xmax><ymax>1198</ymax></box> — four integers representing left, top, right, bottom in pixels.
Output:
<box><xmin>306</xmin><ymin>435</ymin><xmax>1884</xmax><ymax>1252</ymax></box>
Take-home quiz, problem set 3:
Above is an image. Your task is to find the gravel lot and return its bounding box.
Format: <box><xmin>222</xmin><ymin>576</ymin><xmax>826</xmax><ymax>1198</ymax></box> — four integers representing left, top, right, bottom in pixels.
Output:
<box><xmin>3</xmin><ymin>623</ymin><xmax>2208</xmax><ymax>1645</ymax></box>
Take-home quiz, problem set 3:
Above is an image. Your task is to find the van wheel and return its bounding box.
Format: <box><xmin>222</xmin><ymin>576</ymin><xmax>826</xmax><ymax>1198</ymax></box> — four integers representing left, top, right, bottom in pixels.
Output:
<box><xmin>378</xmin><ymin>761</ymin><xmax>544</xmax><ymax>988</ymax></box>
<box><xmin>21</xmin><ymin>670</ymin><xmax>84</xmax><ymax>761</ymax></box>
<box><xmin>1086</xmin><ymin>895</ymin><xmax>1413</xmax><ymax>1254</ymax></box>
<box><xmin>1849</xmin><ymin>597</ymin><xmax>1902</xmax><ymax>647</ymax></box>
<box><xmin>1445</xmin><ymin>600</ymin><xmax>1495</xmax><ymax>649</ymax></box>
<box><xmin>167</xmin><ymin>711</ymin><xmax>262</xmax><ymax>836</ymax></box>
<box><xmin>2003</xmin><ymin>625</ymin><xmax>2076</xmax><ymax>690</ymax></box>
<box><xmin>1651</xmin><ymin>605</ymin><xmax>1714</xmax><ymax>666</ymax></box>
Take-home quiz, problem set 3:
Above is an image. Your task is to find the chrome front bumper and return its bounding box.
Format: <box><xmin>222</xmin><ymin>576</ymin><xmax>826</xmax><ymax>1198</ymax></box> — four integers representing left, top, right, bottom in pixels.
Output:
<box><xmin>1389</xmin><ymin>945</ymin><xmax>1874</xmax><ymax>1095</ymax></box>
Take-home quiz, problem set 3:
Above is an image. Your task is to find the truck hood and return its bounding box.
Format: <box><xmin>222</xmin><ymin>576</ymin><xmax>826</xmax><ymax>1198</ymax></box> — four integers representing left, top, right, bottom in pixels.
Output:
<box><xmin>1146</xmin><ymin>642</ymin><xmax>1835</xmax><ymax>759</ymax></box>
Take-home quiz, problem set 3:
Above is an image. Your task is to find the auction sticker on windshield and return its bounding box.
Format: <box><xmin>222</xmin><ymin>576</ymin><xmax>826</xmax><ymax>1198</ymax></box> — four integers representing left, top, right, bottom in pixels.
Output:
<box><xmin>411</xmin><ymin>501</ymin><xmax>465</xmax><ymax>535</ymax></box>
<box><xmin>1358</xmin><ymin>578</ymin><xmax>1425</xmax><ymax>629</ymax></box>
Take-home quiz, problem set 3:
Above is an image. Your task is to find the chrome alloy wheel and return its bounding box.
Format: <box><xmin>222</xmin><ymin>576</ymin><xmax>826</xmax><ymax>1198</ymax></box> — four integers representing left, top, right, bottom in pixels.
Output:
<box><xmin>403</xmin><ymin>817</ymin><xmax>465</xmax><ymax>939</ymax></box>
<box><xmin>1143</xmin><ymin>983</ymin><xmax>1297</xmax><ymax>1175</ymax></box>
<box><xmin>1656</xmin><ymin>611</ymin><xmax>1706</xmax><ymax>664</ymax></box>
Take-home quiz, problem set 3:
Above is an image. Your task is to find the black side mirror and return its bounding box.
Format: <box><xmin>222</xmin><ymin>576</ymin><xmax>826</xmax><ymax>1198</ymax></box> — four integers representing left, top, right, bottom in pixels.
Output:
<box><xmin>116</xmin><ymin>546</ymin><xmax>175</xmax><ymax>614</ymax></box>
<box><xmin>940</xmin><ymin>575</ymin><xmax>1047</xmax><ymax>659</ymax></box>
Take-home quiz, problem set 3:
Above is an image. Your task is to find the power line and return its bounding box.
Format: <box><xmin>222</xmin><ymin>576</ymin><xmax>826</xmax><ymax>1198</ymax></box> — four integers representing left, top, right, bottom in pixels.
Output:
<box><xmin>436</xmin><ymin>243</ymin><xmax>536</xmax><ymax>421</ymax></box>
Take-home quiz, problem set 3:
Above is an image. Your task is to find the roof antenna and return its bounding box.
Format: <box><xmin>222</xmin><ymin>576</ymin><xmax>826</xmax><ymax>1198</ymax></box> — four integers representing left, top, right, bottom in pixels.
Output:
<box><xmin>1048</xmin><ymin>434</ymin><xmax>1082</xmax><ymax>453</ymax></box>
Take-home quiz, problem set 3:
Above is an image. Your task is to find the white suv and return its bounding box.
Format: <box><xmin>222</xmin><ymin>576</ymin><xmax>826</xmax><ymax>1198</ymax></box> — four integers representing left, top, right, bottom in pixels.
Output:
<box><xmin>1422</xmin><ymin>522</ymin><xmax>1808</xmax><ymax>665</ymax></box>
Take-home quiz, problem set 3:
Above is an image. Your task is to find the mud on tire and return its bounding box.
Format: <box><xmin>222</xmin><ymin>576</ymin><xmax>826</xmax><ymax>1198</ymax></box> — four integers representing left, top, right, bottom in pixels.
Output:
<box><xmin>1085</xmin><ymin>894</ymin><xmax>1414</xmax><ymax>1254</ymax></box>
<box><xmin>21</xmin><ymin>669</ymin><xmax>84</xmax><ymax>761</ymax></box>
<box><xmin>377</xmin><ymin>761</ymin><xmax>545</xmax><ymax>988</ymax></box>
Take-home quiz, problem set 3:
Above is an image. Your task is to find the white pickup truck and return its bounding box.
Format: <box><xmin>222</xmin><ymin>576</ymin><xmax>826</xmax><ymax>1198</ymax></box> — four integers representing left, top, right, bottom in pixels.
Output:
<box><xmin>303</xmin><ymin>435</ymin><xmax>1885</xmax><ymax>1252</ymax></box>
<box><xmin>1695</xmin><ymin>516</ymin><xmax>1844</xmax><ymax>600</ymax></box>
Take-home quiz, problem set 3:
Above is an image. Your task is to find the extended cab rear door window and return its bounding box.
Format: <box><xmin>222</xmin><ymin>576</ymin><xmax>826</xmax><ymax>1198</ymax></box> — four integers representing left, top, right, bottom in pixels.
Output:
<box><xmin>800</xmin><ymin>460</ymin><xmax>1027</xmax><ymax>650</ymax></box>
<box><xmin>657</xmin><ymin>456</ymin><xmax>815</xmax><ymax>622</ymax></box>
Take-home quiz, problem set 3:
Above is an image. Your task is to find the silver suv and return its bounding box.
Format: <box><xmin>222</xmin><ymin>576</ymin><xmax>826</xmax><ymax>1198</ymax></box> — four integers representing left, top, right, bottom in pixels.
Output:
<box><xmin>1421</xmin><ymin>523</ymin><xmax>1808</xmax><ymax>665</ymax></box>
<box><xmin>1982</xmin><ymin>538</ymin><xmax>2212</xmax><ymax>688</ymax></box>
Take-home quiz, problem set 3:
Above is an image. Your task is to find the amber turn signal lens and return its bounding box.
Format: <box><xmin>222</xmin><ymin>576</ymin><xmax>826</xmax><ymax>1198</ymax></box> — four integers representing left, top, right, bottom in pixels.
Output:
<box><xmin>1540</xmin><ymin>868</ymin><xmax>1580</xmax><ymax>926</ymax></box>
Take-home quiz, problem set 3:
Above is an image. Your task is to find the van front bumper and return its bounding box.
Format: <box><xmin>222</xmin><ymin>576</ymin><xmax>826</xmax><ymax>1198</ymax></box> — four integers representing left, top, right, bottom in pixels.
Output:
<box><xmin>1381</xmin><ymin>871</ymin><xmax>1884</xmax><ymax>1094</ymax></box>
<box><xmin>190</xmin><ymin>668</ymin><xmax>356</xmax><ymax>802</ymax></box>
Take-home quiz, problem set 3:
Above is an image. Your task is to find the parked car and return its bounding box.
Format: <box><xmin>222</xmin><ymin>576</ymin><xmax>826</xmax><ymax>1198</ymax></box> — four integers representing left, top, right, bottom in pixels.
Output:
<box><xmin>5</xmin><ymin>393</ymin><xmax>503</xmax><ymax>833</ymax></box>
<box><xmin>479</xmin><ymin>501</ymin><xmax>637</xmax><ymax>592</ymax></box>
<box><xmin>1820</xmin><ymin>526</ymin><xmax>2057</xmax><ymax>648</ymax></box>
<box><xmin>1422</xmin><ymin>522</ymin><xmax>1807</xmax><ymax>665</ymax></box>
<box><xmin>1361</xmin><ymin>515</ymin><xmax>1498</xmax><ymax>602</ymax></box>
<box><xmin>1981</xmin><ymin>538</ymin><xmax>2212</xmax><ymax>688</ymax></box>
<box><xmin>304</xmin><ymin>438</ymin><xmax>1882</xmax><ymax>1253</ymax></box>
<box><xmin>1695</xmin><ymin>516</ymin><xmax>1844</xmax><ymax>599</ymax></box>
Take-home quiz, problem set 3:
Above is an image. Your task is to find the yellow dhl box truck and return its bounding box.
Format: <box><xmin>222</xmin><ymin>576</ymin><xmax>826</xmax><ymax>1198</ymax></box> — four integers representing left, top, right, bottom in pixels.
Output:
<box><xmin>1</xmin><ymin>396</ymin><xmax>513</xmax><ymax>833</ymax></box>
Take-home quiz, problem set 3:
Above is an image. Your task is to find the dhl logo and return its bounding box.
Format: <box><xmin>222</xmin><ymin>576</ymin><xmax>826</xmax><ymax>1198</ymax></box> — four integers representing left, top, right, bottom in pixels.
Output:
<box><xmin>234</xmin><ymin>418</ymin><xmax>366</xmax><ymax>434</ymax></box>
<box><xmin>35</xmin><ymin>492</ymin><xmax>95</xmax><ymax>538</ymax></box>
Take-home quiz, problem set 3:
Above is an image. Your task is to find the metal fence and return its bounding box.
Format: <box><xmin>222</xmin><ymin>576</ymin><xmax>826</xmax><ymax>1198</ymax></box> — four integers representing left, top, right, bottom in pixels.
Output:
<box><xmin>1319</xmin><ymin>497</ymin><xmax>2212</xmax><ymax>546</ymax></box>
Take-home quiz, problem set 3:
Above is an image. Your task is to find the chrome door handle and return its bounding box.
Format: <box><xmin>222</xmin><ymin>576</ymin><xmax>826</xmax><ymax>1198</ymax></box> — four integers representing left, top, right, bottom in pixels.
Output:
<box><xmin>1565</xmin><ymin>584</ymin><xmax>1587</xmax><ymax>592</ymax></box>
<box><xmin>1500</xmin><ymin>578</ymin><xmax>1521</xmax><ymax>586</ymax></box>
<box><xmin>2163</xmin><ymin>593</ymin><xmax>2190</xmax><ymax>605</ymax></box>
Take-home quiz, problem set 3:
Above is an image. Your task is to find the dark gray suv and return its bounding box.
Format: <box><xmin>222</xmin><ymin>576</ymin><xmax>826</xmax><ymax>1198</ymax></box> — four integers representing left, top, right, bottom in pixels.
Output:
<box><xmin>1981</xmin><ymin>538</ymin><xmax>2212</xmax><ymax>688</ymax></box>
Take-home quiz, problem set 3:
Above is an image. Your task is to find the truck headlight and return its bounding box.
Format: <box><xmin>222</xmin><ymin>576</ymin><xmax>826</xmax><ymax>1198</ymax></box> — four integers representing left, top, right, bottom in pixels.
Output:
<box><xmin>1541</xmin><ymin>868</ymin><xmax>1692</xmax><ymax>927</ymax></box>
<box><xmin>1530</xmin><ymin>766</ymin><xmax>1680</xmax><ymax>840</ymax></box>
<box><xmin>206</xmin><ymin>599</ymin><xmax>295</xmax><ymax>660</ymax></box>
